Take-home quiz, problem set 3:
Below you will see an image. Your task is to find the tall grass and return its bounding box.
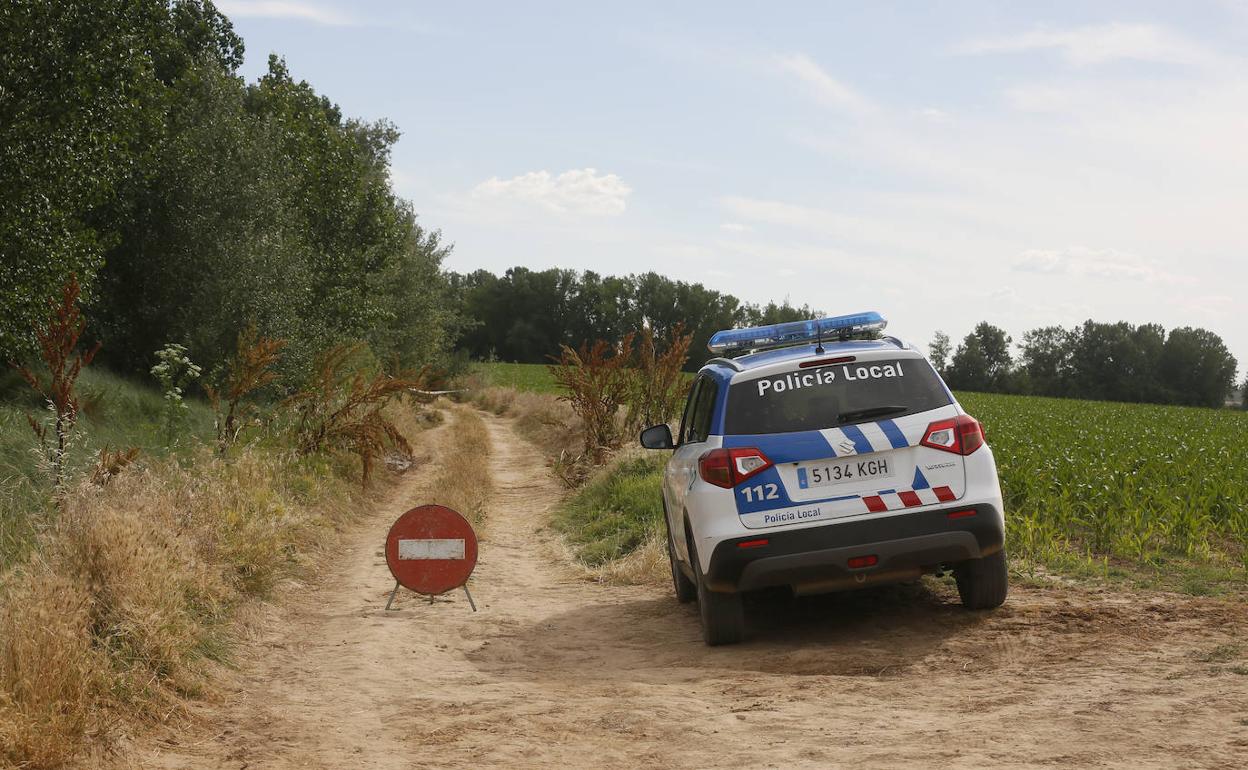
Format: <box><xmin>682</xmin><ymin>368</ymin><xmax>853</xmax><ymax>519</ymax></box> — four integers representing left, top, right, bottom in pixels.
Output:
<box><xmin>426</xmin><ymin>407</ymin><xmax>492</xmax><ymax>524</ymax></box>
<box><xmin>0</xmin><ymin>441</ymin><xmax>382</xmax><ymax>767</ymax></box>
<box><xmin>0</xmin><ymin>365</ymin><xmax>433</xmax><ymax>766</ymax></box>
<box><xmin>0</xmin><ymin>437</ymin><xmax>411</xmax><ymax>765</ymax></box>
<box><xmin>1</xmin><ymin>368</ymin><xmax>216</xmax><ymax>569</ymax></box>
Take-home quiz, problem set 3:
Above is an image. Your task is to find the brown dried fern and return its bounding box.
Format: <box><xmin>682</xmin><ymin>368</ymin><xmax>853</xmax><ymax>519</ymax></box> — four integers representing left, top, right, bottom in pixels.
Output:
<box><xmin>89</xmin><ymin>446</ymin><xmax>141</xmax><ymax>486</ymax></box>
<box><xmin>206</xmin><ymin>323</ymin><xmax>286</xmax><ymax>451</ymax></box>
<box><xmin>284</xmin><ymin>343</ymin><xmax>422</xmax><ymax>486</ymax></box>
<box><xmin>625</xmin><ymin>323</ymin><xmax>693</xmax><ymax>432</ymax></box>
<box><xmin>13</xmin><ymin>277</ymin><xmax>100</xmax><ymax>490</ymax></box>
<box><xmin>549</xmin><ymin>337</ymin><xmax>634</xmax><ymax>463</ymax></box>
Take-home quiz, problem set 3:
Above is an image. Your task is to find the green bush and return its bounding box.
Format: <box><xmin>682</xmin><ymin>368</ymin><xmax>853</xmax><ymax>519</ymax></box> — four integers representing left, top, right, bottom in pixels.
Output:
<box><xmin>554</xmin><ymin>454</ymin><xmax>667</xmax><ymax>565</ymax></box>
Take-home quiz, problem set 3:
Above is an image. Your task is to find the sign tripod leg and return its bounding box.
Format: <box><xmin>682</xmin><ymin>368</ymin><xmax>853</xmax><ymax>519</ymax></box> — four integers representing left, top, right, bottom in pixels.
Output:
<box><xmin>463</xmin><ymin>584</ymin><xmax>477</xmax><ymax>612</ymax></box>
<box><xmin>385</xmin><ymin>580</ymin><xmax>401</xmax><ymax>611</ymax></box>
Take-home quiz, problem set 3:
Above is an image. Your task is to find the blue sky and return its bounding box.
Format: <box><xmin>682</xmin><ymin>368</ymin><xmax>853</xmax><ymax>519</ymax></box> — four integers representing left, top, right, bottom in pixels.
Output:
<box><xmin>221</xmin><ymin>1</ymin><xmax>1248</xmax><ymax>374</ymax></box>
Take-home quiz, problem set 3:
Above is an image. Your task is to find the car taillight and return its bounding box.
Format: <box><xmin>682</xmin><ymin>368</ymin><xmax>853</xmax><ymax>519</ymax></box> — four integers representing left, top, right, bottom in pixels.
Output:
<box><xmin>920</xmin><ymin>415</ymin><xmax>985</xmax><ymax>455</ymax></box>
<box><xmin>698</xmin><ymin>447</ymin><xmax>773</xmax><ymax>488</ymax></box>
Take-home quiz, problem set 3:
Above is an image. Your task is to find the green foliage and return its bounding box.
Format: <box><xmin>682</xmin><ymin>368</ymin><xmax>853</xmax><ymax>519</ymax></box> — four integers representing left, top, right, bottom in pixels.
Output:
<box><xmin>946</xmin><ymin>322</ymin><xmax>1014</xmax><ymax>393</ymax></box>
<box><xmin>2</xmin><ymin>2</ymin><xmax>456</xmax><ymax>381</ymax></box>
<box><xmin>451</xmin><ymin>267</ymin><xmax>818</xmax><ymax>371</ymax></box>
<box><xmin>150</xmin><ymin>343</ymin><xmax>201</xmax><ymax>446</ymax></box>
<box><xmin>960</xmin><ymin>391</ymin><xmax>1248</xmax><ymax>580</ymax></box>
<box><xmin>927</xmin><ymin>330</ymin><xmax>951</xmax><ymax>375</ymax></box>
<box><xmin>94</xmin><ymin>54</ymin><xmax>455</xmax><ymax>379</ymax></box>
<box><xmin>472</xmin><ymin>362</ymin><xmax>563</xmax><ymax>394</ymax></box>
<box><xmin>0</xmin><ymin>0</ymin><xmax>242</xmax><ymax>362</ymax></box>
<box><xmin>955</xmin><ymin>319</ymin><xmax>1237</xmax><ymax>408</ymax></box>
<box><xmin>553</xmin><ymin>454</ymin><xmax>667</xmax><ymax>565</ymax></box>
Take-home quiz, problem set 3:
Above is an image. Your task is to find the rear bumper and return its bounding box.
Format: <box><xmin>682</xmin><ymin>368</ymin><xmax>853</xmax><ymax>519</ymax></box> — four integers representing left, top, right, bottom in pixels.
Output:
<box><xmin>703</xmin><ymin>503</ymin><xmax>1004</xmax><ymax>593</ymax></box>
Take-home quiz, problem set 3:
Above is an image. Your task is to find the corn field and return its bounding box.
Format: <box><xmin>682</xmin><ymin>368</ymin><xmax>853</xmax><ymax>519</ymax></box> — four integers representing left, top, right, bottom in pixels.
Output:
<box><xmin>960</xmin><ymin>392</ymin><xmax>1248</xmax><ymax>569</ymax></box>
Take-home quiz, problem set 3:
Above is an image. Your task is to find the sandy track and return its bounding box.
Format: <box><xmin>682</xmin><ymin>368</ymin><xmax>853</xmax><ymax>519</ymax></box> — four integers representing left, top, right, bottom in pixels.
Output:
<box><xmin>134</xmin><ymin>412</ymin><xmax>1248</xmax><ymax>769</ymax></box>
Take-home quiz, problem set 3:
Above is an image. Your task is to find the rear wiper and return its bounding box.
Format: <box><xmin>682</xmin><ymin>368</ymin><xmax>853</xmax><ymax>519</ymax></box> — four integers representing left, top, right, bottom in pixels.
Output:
<box><xmin>837</xmin><ymin>405</ymin><xmax>908</xmax><ymax>425</ymax></box>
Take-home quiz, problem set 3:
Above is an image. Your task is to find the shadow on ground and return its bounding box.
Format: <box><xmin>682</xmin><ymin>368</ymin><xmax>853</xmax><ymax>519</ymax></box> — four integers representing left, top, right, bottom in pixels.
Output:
<box><xmin>465</xmin><ymin>580</ymin><xmax>1011</xmax><ymax>681</ymax></box>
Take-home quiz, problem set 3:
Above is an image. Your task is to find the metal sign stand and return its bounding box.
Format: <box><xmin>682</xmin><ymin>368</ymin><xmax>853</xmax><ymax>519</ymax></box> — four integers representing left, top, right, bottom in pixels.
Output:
<box><xmin>385</xmin><ymin>580</ymin><xmax>476</xmax><ymax>612</ymax></box>
<box><xmin>383</xmin><ymin>504</ymin><xmax>479</xmax><ymax>614</ymax></box>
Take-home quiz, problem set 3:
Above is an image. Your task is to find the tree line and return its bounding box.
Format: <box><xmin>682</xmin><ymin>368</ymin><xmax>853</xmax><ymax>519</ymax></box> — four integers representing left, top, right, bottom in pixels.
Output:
<box><xmin>1</xmin><ymin>0</ymin><xmax>457</xmax><ymax>384</ymax></box>
<box><xmin>449</xmin><ymin>267</ymin><xmax>817</xmax><ymax>370</ymax></box>
<box><xmin>930</xmin><ymin>321</ymin><xmax>1240</xmax><ymax>409</ymax></box>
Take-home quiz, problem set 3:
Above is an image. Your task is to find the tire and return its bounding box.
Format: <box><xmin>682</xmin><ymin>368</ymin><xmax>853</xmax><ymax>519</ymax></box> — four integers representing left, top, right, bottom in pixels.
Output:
<box><xmin>667</xmin><ymin>524</ymin><xmax>696</xmax><ymax>604</ymax></box>
<box><xmin>690</xmin><ymin>540</ymin><xmax>744</xmax><ymax>646</ymax></box>
<box><xmin>955</xmin><ymin>549</ymin><xmax>1009</xmax><ymax>609</ymax></box>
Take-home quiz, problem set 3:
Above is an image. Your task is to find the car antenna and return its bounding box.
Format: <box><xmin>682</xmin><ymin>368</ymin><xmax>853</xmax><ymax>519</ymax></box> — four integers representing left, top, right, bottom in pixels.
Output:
<box><xmin>814</xmin><ymin>321</ymin><xmax>825</xmax><ymax>354</ymax></box>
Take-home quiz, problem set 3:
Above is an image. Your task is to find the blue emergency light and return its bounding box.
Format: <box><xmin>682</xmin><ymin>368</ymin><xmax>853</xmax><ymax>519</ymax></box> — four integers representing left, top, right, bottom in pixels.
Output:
<box><xmin>706</xmin><ymin>311</ymin><xmax>887</xmax><ymax>354</ymax></box>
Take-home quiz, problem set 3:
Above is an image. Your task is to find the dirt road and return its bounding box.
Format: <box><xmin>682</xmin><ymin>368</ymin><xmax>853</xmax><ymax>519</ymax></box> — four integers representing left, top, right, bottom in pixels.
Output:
<box><xmin>135</xmin><ymin>412</ymin><xmax>1248</xmax><ymax>769</ymax></box>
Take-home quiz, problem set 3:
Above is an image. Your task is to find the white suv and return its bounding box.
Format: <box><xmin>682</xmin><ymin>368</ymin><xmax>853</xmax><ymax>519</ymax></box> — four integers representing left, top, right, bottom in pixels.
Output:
<box><xmin>640</xmin><ymin>313</ymin><xmax>1008</xmax><ymax>645</ymax></box>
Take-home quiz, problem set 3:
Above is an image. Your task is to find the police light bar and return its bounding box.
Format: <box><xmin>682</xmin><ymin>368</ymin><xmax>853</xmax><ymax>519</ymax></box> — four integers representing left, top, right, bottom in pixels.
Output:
<box><xmin>707</xmin><ymin>311</ymin><xmax>887</xmax><ymax>354</ymax></box>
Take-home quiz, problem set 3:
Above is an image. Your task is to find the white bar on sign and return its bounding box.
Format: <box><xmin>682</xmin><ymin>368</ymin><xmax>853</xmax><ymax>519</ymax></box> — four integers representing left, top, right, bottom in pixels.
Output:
<box><xmin>398</xmin><ymin>538</ymin><xmax>465</xmax><ymax>560</ymax></box>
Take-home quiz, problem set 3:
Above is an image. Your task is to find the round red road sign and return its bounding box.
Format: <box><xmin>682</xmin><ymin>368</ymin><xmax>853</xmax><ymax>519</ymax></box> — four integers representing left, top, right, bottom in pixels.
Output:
<box><xmin>384</xmin><ymin>505</ymin><xmax>478</xmax><ymax>596</ymax></box>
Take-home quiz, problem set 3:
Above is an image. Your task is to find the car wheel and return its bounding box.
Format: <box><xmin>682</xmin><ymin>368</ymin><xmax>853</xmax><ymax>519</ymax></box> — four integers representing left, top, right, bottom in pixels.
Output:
<box><xmin>667</xmin><ymin>523</ymin><xmax>696</xmax><ymax>604</ymax></box>
<box><xmin>954</xmin><ymin>549</ymin><xmax>1009</xmax><ymax>610</ymax></box>
<box><xmin>690</xmin><ymin>540</ymin><xmax>744</xmax><ymax>646</ymax></box>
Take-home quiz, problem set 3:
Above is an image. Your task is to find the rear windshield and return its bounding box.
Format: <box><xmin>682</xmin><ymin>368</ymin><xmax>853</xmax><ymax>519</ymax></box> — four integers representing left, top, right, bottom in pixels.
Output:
<box><xmin>724</xmin><ymin>357</ymin><xmax>951</xmax><ymax>435</ymax></box>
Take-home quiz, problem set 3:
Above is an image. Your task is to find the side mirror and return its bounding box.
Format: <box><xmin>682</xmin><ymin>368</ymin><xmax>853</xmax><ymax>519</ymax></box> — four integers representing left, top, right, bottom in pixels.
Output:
<box><xmin>639</xmin><ymin>424</ymin><xmax>675</xmax><ymax>450</ymax></box>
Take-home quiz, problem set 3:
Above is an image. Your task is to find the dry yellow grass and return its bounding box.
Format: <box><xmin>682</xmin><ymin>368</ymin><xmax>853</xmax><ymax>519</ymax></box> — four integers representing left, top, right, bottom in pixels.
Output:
<box><xmin>425</xmin><ymin>406</ymin><xmax>492</xmax><ymax>524</ymax></box>
<box><xmin>470</xmin><ymin>386</ymin><xmax>582</xmax><ymax>461</ymax></box>
<box><xmin>0</xmin><ymin>407</ymin><xmax>433</xmax><ymax>768</ymax></box>
<box><xmin>584</xmin><ymin>535</ymin><xmax>668</xmax><ymax>586</ymax></box>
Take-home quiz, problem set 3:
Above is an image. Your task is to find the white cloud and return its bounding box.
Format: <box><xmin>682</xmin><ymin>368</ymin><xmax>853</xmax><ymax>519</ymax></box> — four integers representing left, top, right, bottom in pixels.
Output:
<box><xmin>1013</xmin><ymin>247</ymin><xmax>1190</xmax><ymax>284</ymax></box>
<box><xmin>719</xmin><ymin>222</ymin><xmax>752</xmax><ymax>233</ymax></box>
<box><xmin>470</xmin><ymin>168</ymin><xmax>632</xmax><ymax>216</ymax></box>
<box><xmin>775</xmin><ymin>53</ymin><xmax>873</xmax><ymax>116</ymax></box>
<box><xmin>217</xmin><ymin>1</ymin><xmax>359</xmax><ymax>26</ymax></box>
<box><xmin>957</xmin><ymin>23</ymin><xmax>1220</xmax><ymax>68</ymax></box>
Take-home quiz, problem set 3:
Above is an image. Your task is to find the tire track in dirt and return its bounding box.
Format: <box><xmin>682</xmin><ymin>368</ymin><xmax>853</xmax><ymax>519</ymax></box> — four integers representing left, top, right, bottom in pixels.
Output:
<box><xmin>134</xmin><ymin>412</ymin><xmax>1248</xmax><ymax>769</ymax></box>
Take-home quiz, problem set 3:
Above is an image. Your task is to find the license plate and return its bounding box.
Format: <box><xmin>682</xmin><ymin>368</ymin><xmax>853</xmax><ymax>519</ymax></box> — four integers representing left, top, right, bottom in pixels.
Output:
<box><xmin>798</xmin><ymin>456</ymin><xmax>894</xmax><ymax>490</ymax></box>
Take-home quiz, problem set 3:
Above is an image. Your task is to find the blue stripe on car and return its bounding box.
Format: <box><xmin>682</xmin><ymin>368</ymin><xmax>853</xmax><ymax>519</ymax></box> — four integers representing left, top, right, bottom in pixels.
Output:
<box><xmin>912</xmin><ymin>467</ymin><xmax>931</xmax><ymax>490</ymax></box>
<box><xmin>879</xmin><ymin>418</ymin><xmax>909</xmax><ymax>449</ymax></box>
<box><xmin>722</xmin><ymin>431</ymin><xmax>833</xmax><ymax>464</ymax></box>
<box><xmin>838</xmin><ymin>423</ymin><xmax>874</xmax><ymax>455</ymax></box>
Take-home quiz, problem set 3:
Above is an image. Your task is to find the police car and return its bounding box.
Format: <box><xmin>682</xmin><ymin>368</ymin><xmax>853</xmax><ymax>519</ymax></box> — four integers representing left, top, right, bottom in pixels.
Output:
<box><xmin>639</xmin><ymin>312</ymin><xmax>1008</xmax><ymax>645</ymax></box>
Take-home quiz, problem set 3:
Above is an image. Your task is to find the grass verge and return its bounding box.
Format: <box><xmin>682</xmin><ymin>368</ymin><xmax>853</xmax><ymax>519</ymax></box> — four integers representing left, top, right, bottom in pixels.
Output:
<box><xmin>553</xmin><ymin>452</ymin><xmax>666</xmax><ymax>566</ymax></box>
<box><xmin>0</xmin><ymin>375</ymin><xmax>432</xmax><ymax>767</ymax></box>
<box><xmin>425</xmin><ymin>406</ymin><xmax>492</xmax><ymax>524</ymax></box>
<box><xmin>0</xmin><ymin>368</ymin><xmax>217</xmax><ymax>569</ymax></box>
